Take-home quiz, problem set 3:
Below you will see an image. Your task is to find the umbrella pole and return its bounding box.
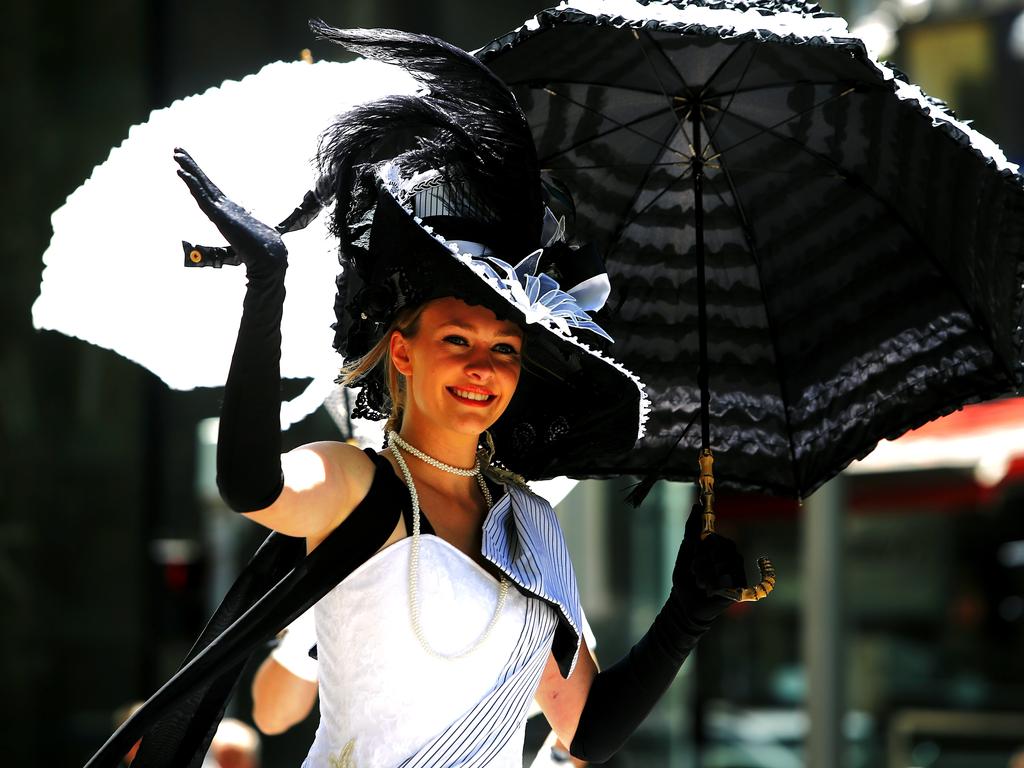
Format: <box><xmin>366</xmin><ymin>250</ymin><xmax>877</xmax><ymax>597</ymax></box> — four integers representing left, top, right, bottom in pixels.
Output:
<box><xmin>690</xmin><ymin>105</ymin><xmax>776</xmax><ymax>603</ymax></box>
<box><xmin>691</xmin><ymin>103</ymin><xmax>717</xmax><ymax>537</ymax></box>
<box><xmin>690</xmin><ymin>110</ymin><xmax>719</xmax><ymax>537</ymax></box>
<box><xmin>693</xmin><ymin>105</ymin><xmax>711</xmax><ymax>456</ymax></box>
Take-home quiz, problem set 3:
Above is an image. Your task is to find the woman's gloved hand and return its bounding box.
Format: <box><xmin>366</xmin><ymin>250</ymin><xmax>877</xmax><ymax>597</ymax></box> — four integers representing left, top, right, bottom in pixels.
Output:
<box><xmin>670</xmin><ymin>502</ymin><xmax>748</xmax><ymax>628</ymax></box>
<box><xmin>175</xmin><ymin>148</ymin><xmax>288</xmax><ymax>513</ymax></box>
<box><xmin>174</xmin><ymin>148</ymin><xmax>287</xmax><ymax>280</ymax></box>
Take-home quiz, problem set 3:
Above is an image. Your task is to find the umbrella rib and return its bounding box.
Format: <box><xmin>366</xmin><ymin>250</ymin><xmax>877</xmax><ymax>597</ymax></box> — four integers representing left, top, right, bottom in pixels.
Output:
<box><xmin>615</xmin><ymin>165</ymin><xmax>695</xmax><ymax>241</ymax></box>
<box><xmin>704</xmin><ymin>169</ymin><xmax>803</xmax><ymax>492</ymax></box>
<box><xmin>640</xmin><ymin>30</ymin><xmax>700</xmax><ymax>154</ymax></box>
<box><xmin>708</xmin><ymin>79</ymin><xmax>876</xmax><ymax>99</ymax></box>
<box><xmin>524</xmin><ymin>79</ymin><xmax>688</xmax><ymax>99</ymax></box>
<box><xmin>704</xmin><ymin>42</ymin><xmax>760</xmax><ymax>153</ymax></box>
<box><xmin>699</xmin><ymin>39</ymin><xmax>750</xmax><ymax>101</ymax></box>
<box><xmin>710</xmin><ymin>88</ymin><xmax>858</xmax><ymax>159</ymax></box>
<box><xmin>709</xmin><ymin>166</ymin><xmax>843</xmax><ymax>178</ymax></box>
<box><xmin>539</xmin><ymin>105</ymin><xmax>682</xmax><ymax>165</ymax></box>
<box><xmin>545</xmin><ymin>160</ymin><xmax>698</xmax><ymax>171</ymax></box>
<box><xmin>602</xmin><ymin>120</ymin><xmax>696</xmax><ymax>260</ymax></box>
<box><xmin>634</xmin><ymin>29</ymin><xmax>688</xmax><ymax>104</ymax></box>
<box><xmin>554</xmin><ymin>163</ymin><xmax>843</xmax><ymax>176</ymax></box>
<box><xmin>542</xmin><ymin>87</ymin><xmax>689</xmax><ymax>161</ymax></box>
<box><xmin>715</xmin><ymin>101</ymin><xmax>855</xmax><ymax>173</ymax></box>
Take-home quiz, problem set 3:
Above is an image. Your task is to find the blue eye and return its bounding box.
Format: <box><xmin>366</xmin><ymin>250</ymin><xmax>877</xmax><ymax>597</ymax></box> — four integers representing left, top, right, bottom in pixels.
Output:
<box><xmin>443</xmin><ymin>334</ymin><xmax>519</xmax><ymax>356</ymax></box>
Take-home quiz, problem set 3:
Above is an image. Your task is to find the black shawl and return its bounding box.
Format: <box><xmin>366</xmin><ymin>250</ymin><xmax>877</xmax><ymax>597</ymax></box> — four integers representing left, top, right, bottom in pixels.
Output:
<box><xmin>84</xmin><ymin>458</ymin><xmax>402</xmax><ymax>768</ymax></box>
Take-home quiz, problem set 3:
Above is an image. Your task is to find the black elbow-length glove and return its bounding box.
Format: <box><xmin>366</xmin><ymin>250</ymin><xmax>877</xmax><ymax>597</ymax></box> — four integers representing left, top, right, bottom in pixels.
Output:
<box><xmin>175</xmin><ymin>149</ymin><xmax>288</xmax><ymax>512</ymax></box>
<box><xmin>570</xmin><ymin>503</ymin><xmax>746</xmax><ymax>763</ymax></box>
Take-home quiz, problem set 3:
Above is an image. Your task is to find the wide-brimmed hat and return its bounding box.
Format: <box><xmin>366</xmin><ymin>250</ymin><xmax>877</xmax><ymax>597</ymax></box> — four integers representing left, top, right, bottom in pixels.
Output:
<box><xmin>315</xmin><ymin>25</ymin><xmax>651</xmax><ymax>479</ymax></box>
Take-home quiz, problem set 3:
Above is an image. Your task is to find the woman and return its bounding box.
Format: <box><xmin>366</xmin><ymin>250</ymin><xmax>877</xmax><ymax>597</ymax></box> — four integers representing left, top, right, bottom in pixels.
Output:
<box><xmin>101</xmin><ymin>24</ymin><xmax>746</xmax><ymax>768</ymax></box>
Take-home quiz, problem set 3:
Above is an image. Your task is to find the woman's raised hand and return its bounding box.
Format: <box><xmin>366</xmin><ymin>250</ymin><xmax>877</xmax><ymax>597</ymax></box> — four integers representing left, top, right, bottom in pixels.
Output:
<box><xmin>174</xmin><ymin>148</ymin><xmax>287</xmax><ymax>278</ymax></box>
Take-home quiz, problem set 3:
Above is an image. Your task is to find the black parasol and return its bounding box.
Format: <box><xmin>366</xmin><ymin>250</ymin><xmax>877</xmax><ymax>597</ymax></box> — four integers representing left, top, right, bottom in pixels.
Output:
<box><xmin>478</xmin><ymin>0</ymin><xmax>1024</xmax><ymax>500</ymax></box>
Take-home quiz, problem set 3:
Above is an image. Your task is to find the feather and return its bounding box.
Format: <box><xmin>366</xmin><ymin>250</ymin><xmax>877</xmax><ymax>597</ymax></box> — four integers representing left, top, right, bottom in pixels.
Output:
<box><xmin>310</xmin><ymin>22</ymin><xmax>544</xmax><ymax>259</ymax></box>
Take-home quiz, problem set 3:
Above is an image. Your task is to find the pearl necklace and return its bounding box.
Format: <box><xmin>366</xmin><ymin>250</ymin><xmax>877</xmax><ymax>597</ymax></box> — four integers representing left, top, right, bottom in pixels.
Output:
<box><xmin>387</xmin><ymin>431</ymin><xmax>510</xmax><ymax>660</ymax></box>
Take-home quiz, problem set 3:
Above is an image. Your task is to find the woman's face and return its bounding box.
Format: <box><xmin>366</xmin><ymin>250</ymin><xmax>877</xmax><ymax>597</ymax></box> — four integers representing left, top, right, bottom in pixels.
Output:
<box><xmin>390</xmin><ymin>297</ymin><xmax>523</xmax><ymax>437</ymax></box>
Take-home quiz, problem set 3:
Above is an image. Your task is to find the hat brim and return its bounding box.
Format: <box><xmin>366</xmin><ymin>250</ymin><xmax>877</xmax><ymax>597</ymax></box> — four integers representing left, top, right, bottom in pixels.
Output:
<box><xmin>338</xmin><ymin>184</ymin><xmax>649</xmax><ymax>479</ymax></box>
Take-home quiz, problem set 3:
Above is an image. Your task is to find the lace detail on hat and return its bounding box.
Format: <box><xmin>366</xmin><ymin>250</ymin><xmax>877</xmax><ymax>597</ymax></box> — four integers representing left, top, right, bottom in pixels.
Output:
<box><xmin>351</xmin><ymin>380</ymin><xmax>389</xmax><ymax>423</ymax></box>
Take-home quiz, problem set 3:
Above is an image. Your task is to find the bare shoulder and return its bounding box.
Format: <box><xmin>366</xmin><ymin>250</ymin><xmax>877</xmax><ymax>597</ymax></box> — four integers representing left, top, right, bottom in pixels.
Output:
<box><xmin>244</xmin><ymin>440</ymin><xmax>377</xmax><ymax>540</ymax></box>
<box><xmin>295</xmin><ymin>440</ymin><xmax>375</xmax><ymax>484</ymax></box>
<box><xmin>289</xmin><ymin>440</ymin><xmax>378</xmax><ymax>514</ymax></box>
<box><xmin>301</xmin><ymin>442</ymin><xmax>404</xmax><ymax>554</ymax></box>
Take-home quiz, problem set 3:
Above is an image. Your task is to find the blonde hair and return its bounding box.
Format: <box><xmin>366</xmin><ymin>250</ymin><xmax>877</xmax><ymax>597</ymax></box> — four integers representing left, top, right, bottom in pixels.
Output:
<box><xmin>340</xmin><ymin>303</ymin><xmax>428</xmax><ymax>434</ymax></box>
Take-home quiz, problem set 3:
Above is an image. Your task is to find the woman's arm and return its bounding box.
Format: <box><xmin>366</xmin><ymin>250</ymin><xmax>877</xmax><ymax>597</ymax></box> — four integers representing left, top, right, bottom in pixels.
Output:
<box><xmin>534</xmin><ymin>638</ymin><xmax>597</xmax><ymax>747</ymax></box>
<box><xmin>175</xmin><ymin>149</ymin><xmax>370</xmax><ymax>539</ymax></box>
<box><xmin>535</xmin><ymin>504</ymin><xmax>744</xmax><ymax>763</ymax></box>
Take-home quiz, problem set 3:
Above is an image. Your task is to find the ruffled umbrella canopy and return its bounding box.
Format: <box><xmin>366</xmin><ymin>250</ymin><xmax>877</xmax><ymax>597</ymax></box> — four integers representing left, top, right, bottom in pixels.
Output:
<box><xmin>477</xmin><ymin>0</ymin><xmax>1024</xmax><ymax>498</ymax></box>
<box><xmin>32</xmin><ymin>57</ymin><xmax>419</xmax><ymax>427</ymax></box>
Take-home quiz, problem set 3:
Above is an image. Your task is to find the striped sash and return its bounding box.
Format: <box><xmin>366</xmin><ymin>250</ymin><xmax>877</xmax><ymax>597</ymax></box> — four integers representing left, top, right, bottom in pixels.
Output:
<box><xmin>483</xmin><ymin>483</ymin><xmax>584</xmax><ymax>678</ymax></box>
<box><xmin>399</xmin><ymin>599</ymin><xmax>557</xmax><ymax>767</ymax></box>
<box><xmin>398</xmin><ymin>483</ymin><xmax>584</xmax><ymax>766</ymax></box>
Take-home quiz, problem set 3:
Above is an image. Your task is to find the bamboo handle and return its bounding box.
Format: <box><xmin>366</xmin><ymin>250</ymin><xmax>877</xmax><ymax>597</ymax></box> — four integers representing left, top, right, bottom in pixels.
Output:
<box><xmin>698</xmin><ymin>448</ymin><xmax>777</xmax><ymax>603</ymax></box>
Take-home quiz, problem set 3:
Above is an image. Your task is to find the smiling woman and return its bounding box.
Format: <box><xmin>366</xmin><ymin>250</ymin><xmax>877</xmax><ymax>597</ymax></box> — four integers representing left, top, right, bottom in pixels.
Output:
<box><xmin>341</xmin><ymin>298</ymin><xmax>525</xmax><ymax>440</ymax></box>
<box><xmin>88</xmin><ymin>22</ymin><xmax>747</xmax><ymax>768</ymax></box>
<box><xmin>387</xmin><ymin>299</ymin><xmax>523</xmax><ymax>438</ymax></box>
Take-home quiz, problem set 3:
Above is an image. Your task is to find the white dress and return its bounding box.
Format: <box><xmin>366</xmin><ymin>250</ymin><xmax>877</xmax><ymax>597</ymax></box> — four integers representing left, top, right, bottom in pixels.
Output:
<box><xmin>301</xmin><ymin>465</ymin><xmax>584</xmax><ymax>768</ymax></box>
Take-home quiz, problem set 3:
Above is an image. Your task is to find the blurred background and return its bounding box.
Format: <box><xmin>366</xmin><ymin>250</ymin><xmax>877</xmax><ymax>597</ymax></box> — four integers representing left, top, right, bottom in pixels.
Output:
<box><xmin>2</xmin><ymin>0</ymin><xmax>1023</xmax><ymax>765</ymax></box>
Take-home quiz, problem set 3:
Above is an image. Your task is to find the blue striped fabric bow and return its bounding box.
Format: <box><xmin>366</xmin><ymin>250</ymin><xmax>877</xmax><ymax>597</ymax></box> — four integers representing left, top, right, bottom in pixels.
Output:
<box><xmin>475</xmin><ymin>248</ymin><xmax>614</xmax><ymax>342</ymax></box>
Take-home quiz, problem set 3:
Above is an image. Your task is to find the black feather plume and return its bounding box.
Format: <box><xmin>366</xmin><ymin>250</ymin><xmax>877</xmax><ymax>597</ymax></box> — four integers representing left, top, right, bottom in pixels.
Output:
<box><xmin>310</xmin><ymin>22</ymin><xmax>544</xmax><ymax>259</ymax></box>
